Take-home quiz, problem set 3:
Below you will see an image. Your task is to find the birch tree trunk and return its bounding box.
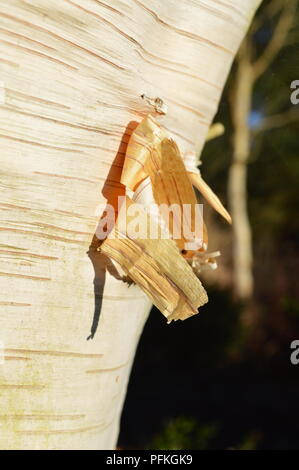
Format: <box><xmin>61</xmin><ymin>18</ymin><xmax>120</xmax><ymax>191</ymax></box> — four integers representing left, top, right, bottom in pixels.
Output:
<box><xmin>0</xmin><ymin>0</ymin><xmax>261</xmax><ymax>450</ymax></box>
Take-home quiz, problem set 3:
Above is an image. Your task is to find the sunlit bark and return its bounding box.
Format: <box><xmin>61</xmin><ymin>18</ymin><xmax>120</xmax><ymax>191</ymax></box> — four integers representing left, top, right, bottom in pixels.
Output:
<box><xmin>0</xmin><ymin>0</ymin><xmax>261</xmax><ymax>450</ymax></box>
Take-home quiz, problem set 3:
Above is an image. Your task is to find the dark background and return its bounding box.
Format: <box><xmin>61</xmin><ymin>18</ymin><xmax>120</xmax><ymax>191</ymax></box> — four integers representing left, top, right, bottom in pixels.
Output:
<box><xmin>119</xmin><ymin>0</ymin><xmax>299</xmax><ymax>450</ymax></box>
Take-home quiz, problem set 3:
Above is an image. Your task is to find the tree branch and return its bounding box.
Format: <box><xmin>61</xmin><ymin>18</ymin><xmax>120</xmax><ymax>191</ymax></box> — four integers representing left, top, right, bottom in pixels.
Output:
<box><xmin>253</xmin><ymin>109</ymin><xmax>299</xmax><ymax>133</ymax></box>
<box><xmin>252</xmin><ymin>0</ymin><xmax>298</xmax><ymax>81</ymax></box>
<box><xmin>250</xmin><ymin>0</ymin><xmax>286</xmax><ymax>35</ymax></box>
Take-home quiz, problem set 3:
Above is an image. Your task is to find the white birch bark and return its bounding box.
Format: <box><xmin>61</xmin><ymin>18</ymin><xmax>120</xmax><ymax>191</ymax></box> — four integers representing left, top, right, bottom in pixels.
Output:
<box><xmin>0</xmin><ymin>0</ymin><xmax>261</xmax><ymax>450</ymax></box>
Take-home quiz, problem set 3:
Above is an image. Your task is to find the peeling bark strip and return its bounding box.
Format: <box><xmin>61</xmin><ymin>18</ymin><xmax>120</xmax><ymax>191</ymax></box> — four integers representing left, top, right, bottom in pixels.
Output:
<box><xmin>101</xmin><ymin>115</ymin><xmax>211</xmax><ymax>321</ymax></box>
<box><xmin>0</xmin><ymin>0</ymin><xmax>261</xmax><ymax>450</ymax></box>
<box><xmin>101</xmin><ymin>114</ymin><xmax>232</xmax><ymax>321</ymax></box>
<box><xmin>122</xmin><ymin>114</ymin><xmax>207</xmax><ymax>250</ymax></box>
<box><xmin>102</xmin><ymin>196</ymin><xmax>208</xmax><ymax>322</ymax></box>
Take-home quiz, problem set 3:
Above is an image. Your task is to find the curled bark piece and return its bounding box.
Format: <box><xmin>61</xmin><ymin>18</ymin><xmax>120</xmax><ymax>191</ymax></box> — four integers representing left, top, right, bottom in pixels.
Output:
<box><xmin>101</xmin><ymin>197</ymin><xmax>208</xmax><ymax>322</ymax></box>
<box><xmin>121</xmin><ymin>115</ymin><xmax>207</xmax><ymax>250</ymax></box>
<box><xmin>141</xmin><ymin>94</ymin><xmax>168</xmax><ymax>115</ymax></box>
<box><xmin>101</xmin><ymin>114</ymin><xmax>230</xmax><ymax>321</ymax></box>
<box><xmin>188</xmin><ymin>173</ymin><xmax>232</xmax><ymax>225</ymax></box>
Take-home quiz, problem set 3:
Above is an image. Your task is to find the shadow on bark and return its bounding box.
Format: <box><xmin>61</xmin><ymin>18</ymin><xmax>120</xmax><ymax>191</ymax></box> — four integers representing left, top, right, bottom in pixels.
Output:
<box><xmin>87</xmin><ymin>121</ymin><xmax>139</xmax><ymax>339</ymax></box>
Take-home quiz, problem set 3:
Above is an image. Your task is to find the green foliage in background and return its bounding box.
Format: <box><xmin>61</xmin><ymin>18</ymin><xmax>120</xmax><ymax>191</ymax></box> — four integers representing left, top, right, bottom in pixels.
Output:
<box><xmin>148</xmin><ymin>416</ymin><xmax>260</xmax><ymax>450</ymax></box>
<box><xmin>149</xmin><ymin>417</ymin><xmax>217</xmax><ymax>450</ymax></box>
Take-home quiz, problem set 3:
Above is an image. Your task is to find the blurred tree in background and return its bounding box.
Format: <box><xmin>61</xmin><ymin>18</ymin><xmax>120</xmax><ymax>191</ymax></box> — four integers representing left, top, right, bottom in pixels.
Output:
<box><xmin>203</xmin><ymin>0</ymin><xmax>299</xmax><ymax>350</ymax></box>
<box><xmin>119</xmin><ymin>0</ymin><xmax>299</xmax><ymax>450</ymax></box>
<box><xmin>228</xmin><ymin>0</ymin><xmax>298</xmax><ymax>301</ymax></box>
